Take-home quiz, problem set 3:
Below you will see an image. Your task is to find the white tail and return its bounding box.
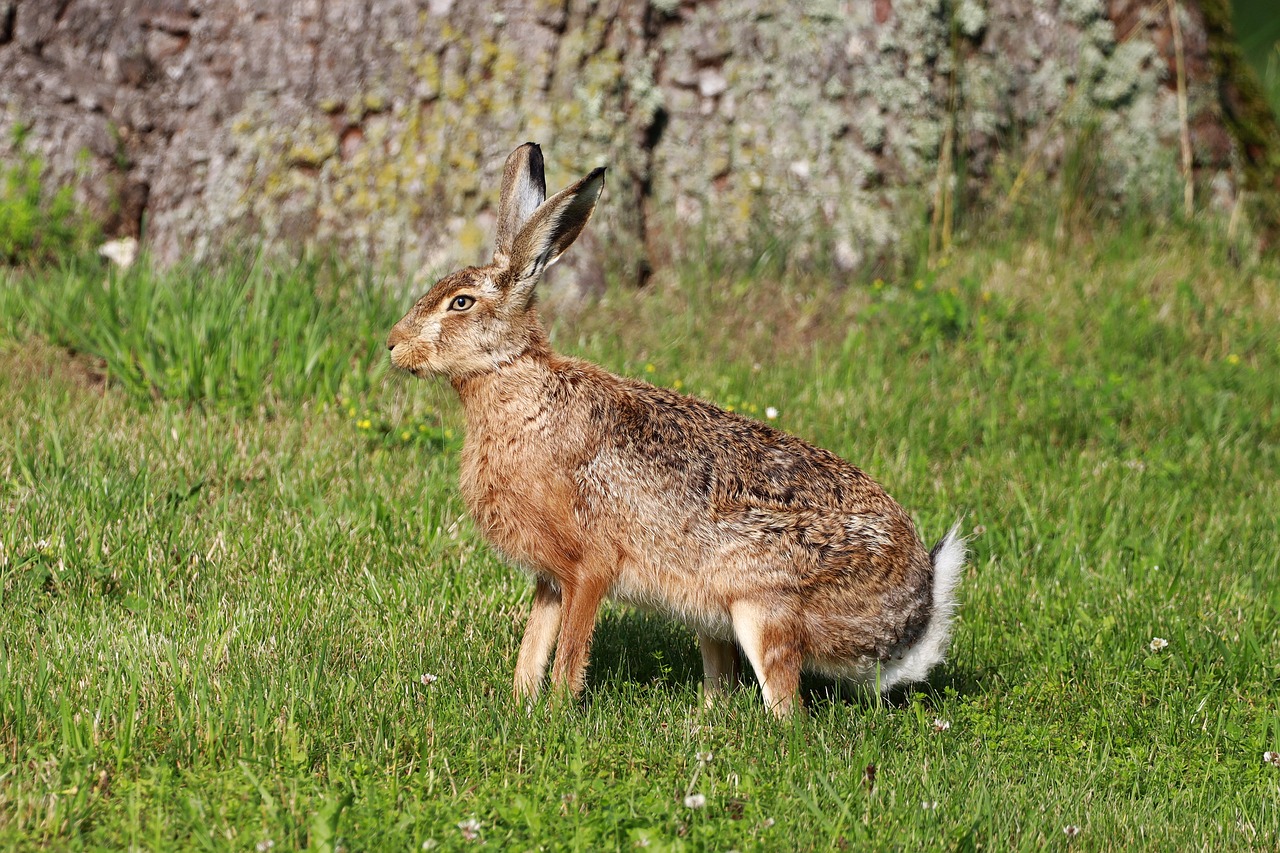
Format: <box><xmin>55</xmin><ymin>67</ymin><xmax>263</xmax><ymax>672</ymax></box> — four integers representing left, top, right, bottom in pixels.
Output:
<box><xmin>878</xmin><ymin>523</ymin><xmax>967</xmax><ymax>691</ymax></box>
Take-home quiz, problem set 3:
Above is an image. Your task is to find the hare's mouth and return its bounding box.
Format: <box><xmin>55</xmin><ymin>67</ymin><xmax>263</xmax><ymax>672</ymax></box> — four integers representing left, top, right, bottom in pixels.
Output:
<box><xmin>389</xmin><ymin>359</ymin><xmax>424</xmax><ymax>378</ymax></box>
<box><xmin>389</xmin><ymin>346</ymin><xmax>429</xmax><ymax>376</ymax></box>
<box><xmin>394</xmin><ymin>361</ymin><xmax>423</xmax><ymax>378</ymax></box>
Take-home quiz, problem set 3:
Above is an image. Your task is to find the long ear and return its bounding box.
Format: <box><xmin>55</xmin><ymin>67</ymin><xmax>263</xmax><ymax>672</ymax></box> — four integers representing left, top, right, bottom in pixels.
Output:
<box><xmin>502</xmin><ymin>166</ymin><xmax>606</xmax><ymax>302</ymax></box>
<box><xmin>493</xmin><ymin>142</ymin><xmax>547</xmax><ymax>264</ymax></box>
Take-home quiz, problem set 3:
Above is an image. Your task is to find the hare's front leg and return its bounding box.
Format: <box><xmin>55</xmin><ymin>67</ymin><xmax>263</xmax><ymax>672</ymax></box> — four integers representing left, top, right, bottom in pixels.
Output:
<box><xmin>730</xmin><ymin>601</ymin><xmax>802</xmax><ymax>718</ymax></box>
<box><xmin>514</xmin><ymin>576</ymin><xmax>562</xmax><ymax>699</ymax></box>
<box><xmin>548</xmin><ymin>575</ymin><xmax>609</xmax><ymax>698</ymax></box>
<box><xmin>697</xmin><ymin>634</ymin><xmax>739</xmax><ymax>707</ymax></box>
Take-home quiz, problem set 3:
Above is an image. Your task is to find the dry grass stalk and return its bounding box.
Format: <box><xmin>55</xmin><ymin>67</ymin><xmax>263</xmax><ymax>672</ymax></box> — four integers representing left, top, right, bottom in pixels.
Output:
<box><xmin>999</xmin><ymin>5</ymin><xmax>1160</xmax><ymax>220</ymax></box>
<box><xmin>1169</xmin><ymin>0</ymin><xmax>1194</xmax><ymax>218</ymax></box>
<box><xmin>930</xmin><ymin>38</ymin><xmax>961</xmax><ymax>265</ymax></box>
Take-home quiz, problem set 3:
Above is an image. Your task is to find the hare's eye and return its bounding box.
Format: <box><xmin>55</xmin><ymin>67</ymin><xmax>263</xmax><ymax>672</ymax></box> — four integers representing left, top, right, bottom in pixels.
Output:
<box><xmin>448</xmin><ymin>294</ymin><xmax>475</xmax><ymax>312</ymax></box>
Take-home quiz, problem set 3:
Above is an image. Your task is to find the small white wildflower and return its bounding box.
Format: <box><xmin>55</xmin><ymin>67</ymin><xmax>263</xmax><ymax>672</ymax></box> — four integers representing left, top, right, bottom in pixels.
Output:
<box><xmin>255</xmin><ymin>841</ymin><xmax>275</xmax><ymax>853</ymax></box>
<box><xmin>933</xmin><ymin>718</ymin><xmax>951</xmax><ymax>733</ymax></box>
<box><xmin>696</xmin><ymin>750</ymin><xmax>713</xmax><ymax>764</ymax></box>
<box><xmin>420</xmin><ymin>673</ymin><xmax>438</xmax><ymax>685</ymax></box>
<box><xmin>765</xmin><ymin>407</ymin><xmax>779</xmax><ymax>420</ymax></box>
<box><xmin>457</xmin><ymin>817</ymin><xmax>480</xmax><ymax>840</ymax></box>
<box><xmin>1264</xmin><ymin>751</ymin><xmax>1280</xmax><ymax>768</ymax></box>
<box><xmin>1063</xmin><ymin>825</ymin><xmax>1081</xmax><ymax>838</ymax></box>
<box><xmin>683</xmin><ymin>793</ymin><xmax>706</xmax><ymax>809</ymax></box>
<box><xmin>922</xmin><ymin>800</ymin><xmax>939</xmax><ymax>810</ymax></box>
<box><xmin>98</xmin><ymin>237</ymin><xmax>139</xmax><ymax>270</ymax></box>
<box><xmin>760</xmin><ymin>817</ymin><xmax>775</xmax><ymax>828</ymax></box>
<box><xmin>1149</xmin><ymin>637</ymin><xmax>1169</xmax><ymax>652</ymax></box>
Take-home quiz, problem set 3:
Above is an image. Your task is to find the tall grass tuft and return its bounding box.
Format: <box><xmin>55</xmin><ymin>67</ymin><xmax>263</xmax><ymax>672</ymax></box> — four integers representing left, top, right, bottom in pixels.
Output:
<box><xmin>5</xmin><ymin>251</ymin><xmax>401</xmax><ymax>409</ymax></box>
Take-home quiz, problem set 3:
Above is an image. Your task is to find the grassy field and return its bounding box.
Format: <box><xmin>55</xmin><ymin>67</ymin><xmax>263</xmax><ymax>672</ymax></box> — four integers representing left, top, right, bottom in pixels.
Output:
<box><xmin>1</xmin><ymin>224</ymin><xmax>1279</xmax><ymax>850</ymax></box>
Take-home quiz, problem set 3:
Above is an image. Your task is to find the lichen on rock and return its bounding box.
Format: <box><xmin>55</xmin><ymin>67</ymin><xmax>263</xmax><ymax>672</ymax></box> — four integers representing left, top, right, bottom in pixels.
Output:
<box><xmin>0</xmin><ymin>0</ymin><xmax>1271</xmax><ymax>280</ymax></box>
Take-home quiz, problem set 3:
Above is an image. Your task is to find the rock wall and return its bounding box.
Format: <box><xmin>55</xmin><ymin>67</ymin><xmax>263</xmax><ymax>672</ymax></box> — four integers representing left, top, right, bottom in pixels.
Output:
<box><xmin>1</xmin><ymin>0</ymin><xmax>1273</xmax><ymax>289</ymax></box>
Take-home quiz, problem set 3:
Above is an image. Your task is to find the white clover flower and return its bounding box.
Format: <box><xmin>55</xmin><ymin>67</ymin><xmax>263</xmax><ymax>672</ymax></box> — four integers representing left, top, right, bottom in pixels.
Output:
<box><xmin>1264</xmin><ymin>751</ymin><xmax>1280</xmax><ymax>768</ymax></box>
<box><xmin>255</xmin><ymin>841</ymin><xmax>275</xmax><ymax>853</ymax></box>
<box><xmin>765</xmin><ymin>407</ymin><xmax>779</xmax><ymax>420</ymax></box>
<box><xmin>933</xmin><ymin>718</ymin><xmax>951</xmax><ymax>733</ymax></box>
<box><xmin>457</xmin><ymin>817</ymin><xmax>480</xmax><ymax>841</ymax></box>
<box><xmin>1149</xmin><ymin>637</ymin><xmax>1169</xmax><ymax>652</ymax></box>
<box><xmin>420</xmin><ymin>673</ymin><xmax>438</xmax><ymax>685</ymax></box>
<box><xmin>1063</xmin><ymin>825</ymin><xmax>1081</xmax><ymax>838</ymax></box>
<box><xmin>683</xmin><ymin>793</ymin><xmax>706</xmax><ymax>809</ymax></box>
<box><xmin>696</xmin><ymin>750</ymin><xmax>713</xmax><ymax>764</ymax></box>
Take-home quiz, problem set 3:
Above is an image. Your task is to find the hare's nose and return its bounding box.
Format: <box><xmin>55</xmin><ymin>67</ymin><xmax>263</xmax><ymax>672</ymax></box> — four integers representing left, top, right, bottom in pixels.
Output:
<box><xmin>387</xmin><ymin>324</ymin><xmax>410</xmax><ymax>352</ymax></box>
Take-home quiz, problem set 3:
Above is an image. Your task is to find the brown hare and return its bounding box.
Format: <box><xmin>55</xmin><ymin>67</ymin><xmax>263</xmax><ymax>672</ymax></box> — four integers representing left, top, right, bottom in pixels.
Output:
<box><xmin>388</xmin><ymin>143</ymin><xmax>966</xmax><ymax>717</ymax></box>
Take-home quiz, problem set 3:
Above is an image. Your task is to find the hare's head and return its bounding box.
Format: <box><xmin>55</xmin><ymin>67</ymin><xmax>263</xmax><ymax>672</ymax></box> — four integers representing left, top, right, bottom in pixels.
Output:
<box><xmin>388</xmin><ymin>143</ymin><xmax>605</xmax><ymax>379</ymax></box>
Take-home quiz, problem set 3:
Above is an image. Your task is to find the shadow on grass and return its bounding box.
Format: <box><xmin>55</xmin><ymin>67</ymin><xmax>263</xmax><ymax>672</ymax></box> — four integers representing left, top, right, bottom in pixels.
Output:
<box><xmin>803</xmin><ymin>663</ymin><xmax>992</xmax><ymax>714</ymax></box>
<box><xmin>588</xmin><ymin>607</ymin><xmax>703</xmax><ymax>694</ymax></box>
<box><xmin>587</xmin><ymin>605</ymin><xmax>992</xmax><ymax>709</ymax></box>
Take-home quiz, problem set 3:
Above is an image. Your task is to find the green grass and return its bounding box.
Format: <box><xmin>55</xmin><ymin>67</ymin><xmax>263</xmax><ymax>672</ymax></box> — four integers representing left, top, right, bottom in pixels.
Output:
<box><xmin>0</xmin><ymin>125</ymin><xmax>99</xmax><ymax>267</ymax></box>
<box><xmin>1</xmin><ymin>225</ymin><xmax>1279</xmax><ymax>849</ymax></box>
<box><xmin>1234</xmin><ymin>0</ymin><xmax>1280</xmax><ymax>122</ymax></box>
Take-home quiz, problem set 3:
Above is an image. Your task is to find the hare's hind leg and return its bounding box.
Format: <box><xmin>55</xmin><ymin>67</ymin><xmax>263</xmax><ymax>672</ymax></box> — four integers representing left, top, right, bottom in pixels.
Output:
<box><xmin>698</xmin><ymin>634</ymin><xmax>739</xmax><ymax>708</ymax></box>
<box><xmin>514</xmin><ymin>576</ymin><xmax>562</xmax><ymax>700</ymax></box>
<box><xmin>730</xmin><ymin>601</ymin><xmax>802</xmax><ymax>718</ymax></box>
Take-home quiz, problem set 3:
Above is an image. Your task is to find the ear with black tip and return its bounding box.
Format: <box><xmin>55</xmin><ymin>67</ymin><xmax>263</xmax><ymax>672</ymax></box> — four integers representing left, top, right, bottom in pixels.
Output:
<box><xmin>502</xmin><ymin>166</ymin><xmax>606</xmax><ymax>303</ymax></box>
<box><xmin>493</xmin><ymin>142</ymin><xmax>547</xmax><ymax>264</ymax></box>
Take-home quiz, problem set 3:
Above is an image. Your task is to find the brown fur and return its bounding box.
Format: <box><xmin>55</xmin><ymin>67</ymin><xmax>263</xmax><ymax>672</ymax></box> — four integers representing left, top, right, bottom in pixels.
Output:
<box><xmin>388</xmin><ymin>144</ymin><xmax>962</xmax><ymax>716</ymax></box>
